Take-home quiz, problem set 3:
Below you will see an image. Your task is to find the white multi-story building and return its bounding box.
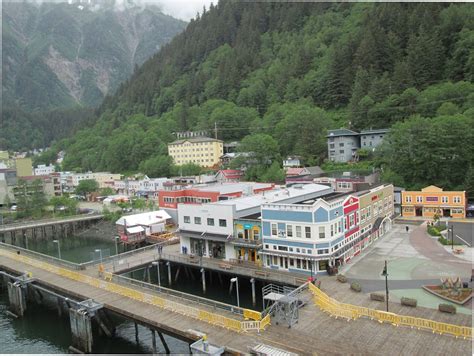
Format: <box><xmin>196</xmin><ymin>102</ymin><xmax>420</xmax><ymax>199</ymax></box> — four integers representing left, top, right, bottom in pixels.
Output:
<box><xmin>34</xmin><ymin>164</ymin><xmax>55</xmax><ymax>176</ymax></box>
<box><xmin>114</xmin><ymin>177</ymin><xmax>170</xmax><ymax>199</ymax></box>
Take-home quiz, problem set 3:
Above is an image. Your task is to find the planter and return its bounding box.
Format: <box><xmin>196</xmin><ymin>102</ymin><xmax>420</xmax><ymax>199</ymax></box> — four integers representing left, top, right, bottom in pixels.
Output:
<box><xmin>350</xmin><ymin>282</ymin><xmax>362</xmax><ymax>292</ymax></box>
<box><xmin>336</xmin><ymin>274</ymin><xmax>347</xmax><ymax>283</ymax></box>
<box><xmin>401</xmin><ymin>297</ymin><xmax>417</xmax><ymax>307</ymax></box>
<box><xmin>370</xmin><ymin>293</ymin><xmax>385</xmax><ymax>302</ymax></box>
<box><xmin>439</xmin><ymin>303</ymin><xmax>456</xmax><ymax>314</ymax></box>
<box><xmin>423</xmin><ymin>285</ymin><xmax>472</xmax><ymax>305</ymax></box>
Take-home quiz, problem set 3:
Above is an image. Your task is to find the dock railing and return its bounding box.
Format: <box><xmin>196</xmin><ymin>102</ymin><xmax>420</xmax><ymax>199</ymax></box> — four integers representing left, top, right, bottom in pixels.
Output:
<box><xmin>0</xmin><ymin>247</ymin><xmax>271</xmax><ymax>333</ymax></box>
<box><xmin>308</xmin><ymin>283</ymin><xmax>472</xmax><ymax>340</ymax></box>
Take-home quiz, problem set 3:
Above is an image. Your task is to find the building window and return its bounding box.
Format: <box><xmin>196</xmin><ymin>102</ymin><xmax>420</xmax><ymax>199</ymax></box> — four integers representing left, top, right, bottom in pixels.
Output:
<box><xmin>405</xmin><ymin>196</ymin><xmax>412</xmax><ymax>203</ymax></box>
<box><xmin>271</xmin><ymin>223</ymin><xmax>277</xmax><ymax>236</ymax></box>
<box><xmin>296</xmin><ymin>259</ymin><xmax>301</xmax><ymax>268</ymax></box>
<box><xmin>278</xmin><ymin>246</ymin><xmax>288</xmax><ymax>251</ymax></box>
<box><xmin>287</xmin><ymin>225</ymin><xmax>293</xmax><ymax>237</ymax></box>
<box><xmin>289</xmin><ymin>247</ymin><xmax>293</xmax><ymax>252</ymax></box>
<box><xmin>319</xmin><ymin>226</ymin><xmax>325</xmax><ymax>239</ymax></box>
<box><xmin>305</xmin><ymin>227</ymin><xmax>311</xmax><ymax>238</ymax></box>
<box><xmin>265</xmin><ymin>244</ymin><xmax>269</xmax><ymax>249</ymax></box>
<box><xmin>339</xmin><ymin>150</ymin><xmax>344</xmax><ymax>154</ymax></box>
<box><xmin>207</xmin><ymin>218</ymin><xmax>214</xmax><ymax>226</ymax></box>
<box><xmin>295</xmin><ymin>226</ymin><xmax>302</xmax><ymax>238</ymax></box>
<box><xmin>416</xmin><ymin>196</ymin><xmax>422</xmax><ymax>203</ymax></box>
<box><xmin>339</xmin><ymin>143</ymin><xmax>344</xmax><ymax>147</ymax></box>
<box><xmin>454</xmin><ymin>196</ymin><xmax>461</xmax><ymax>203</ymax></box>
<box><xmin>219</xmin><ymin>219</ymin><xmax>227</xmax><ymax>227</ymax></box>
<box><xmin>350</xmin><ymin>214</ymin><xmax>355</xmax><ymax>227</ymax></box>
<box><xmin>194</xmin><ymin>217</ymin><xmax>201</xmax><ymax>225</ymax></box>
<box><xmin>442</xmin><ymin>196</ymin><xmax>448</xmax><ymax>203</ymax></box>
<box><xmin>184</xmin><ymin>216</ymin><xmax>190</xmax><ymax>223</ymax></box>
<box><xmin>289</xmin><ymin>258</ymin><xmax>294</xmax><ymax>267</ymax></box>
<box><xmin>330</xmin><ymin>224</ymin><xmax>334</xmax><ymax>237</ymax></box>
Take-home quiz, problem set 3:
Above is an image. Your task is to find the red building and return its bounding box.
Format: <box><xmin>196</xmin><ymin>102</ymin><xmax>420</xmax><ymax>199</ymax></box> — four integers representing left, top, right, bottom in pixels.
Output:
<box><xmin>342</xmin><ymin>195</ymin><xmax>360</xmax><ymax>262</ymax></box>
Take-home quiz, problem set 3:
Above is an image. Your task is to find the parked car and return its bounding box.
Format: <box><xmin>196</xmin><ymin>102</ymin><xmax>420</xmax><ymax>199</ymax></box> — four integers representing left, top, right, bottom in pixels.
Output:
<box><xmin>10</xmin><ymin>205</ymin><xmax>17</xmax><ymax>211</ymax></box>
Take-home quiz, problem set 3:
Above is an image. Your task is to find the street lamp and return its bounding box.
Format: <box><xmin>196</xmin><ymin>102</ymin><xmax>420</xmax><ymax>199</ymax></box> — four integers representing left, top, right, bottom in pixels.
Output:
<box><xmin>95</xmin><ymin>249</ymin><xmax>103</xmax><ymax>264</ymax></box>
<box><xmin>152</xmin><ymin>261</ymin><xmax>161</xmax><ymax>287</ymax></box>
<box><xmin>53</xmin><ymin>239</ymin><xmax>61</xmax><ymax>260</ymax></box>
<box><xmin>114</xmin><ymin>236</ymin><xmax>120</xmax><ymax>255</ymax></box>
<box><xmin>448</xmin><ymin>225</ymin><xmax>454</xmax><ymax>250</ymax></box>
<box><xmin>230</xmin><ymin>277</ymin><xmax>240</xmax><ymax>308</ymax></box>
<box><xmin>381</xmin><ymin>260</ymin><xmax>389</xmax><ymax>312</ymax></box>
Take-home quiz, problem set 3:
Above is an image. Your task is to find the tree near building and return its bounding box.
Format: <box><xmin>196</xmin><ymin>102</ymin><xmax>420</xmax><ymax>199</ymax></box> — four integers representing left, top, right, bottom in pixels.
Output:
<box><xmin>75</xmin><ymin>179</ymin><xmax>99</xmax><ymax>197</ymax></box>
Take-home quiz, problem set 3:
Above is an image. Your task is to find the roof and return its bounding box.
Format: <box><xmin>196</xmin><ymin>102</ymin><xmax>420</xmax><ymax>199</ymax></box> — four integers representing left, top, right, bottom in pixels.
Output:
<box><xmin>360</xmin><ymin>129</ymin><xmax>389</xmax><ymax>135</ymax></box>
<box><xmin>169</xmin><ymin>137</ymin><xmax>223</xmax><ymax>145</ymax></box>
<box><xmin>286</xmin><ymin>168</ymin><xmax>306</xmax><ymax>176</ymax></box>
<box><xmin>327</xmin><ymin>129</ymin><xmax>359</xmax><ymax>137</ymax></box>
<box><xmin>215</xmin><ymin>184</ymin><xmax>331</xmax><ymax>212</ymax></box>
<box><xmin>116</xmin><ymin>210</ymin><xmax>171</xmax><ymax>226</ymax></box>
<box><xmin>191</xmin><ymin>182</ymin><xmax>273</xmax><ymax>195</ymax></box>
<box><xmin>305</xmin><ymin>166</ymin><xmax>325</xmax><ymax>176</ymax></box>
<box><xmin>127</xmin><ymin>226</ymin><xmax>145</xmax><ymax>234</ymax></box>
<box><xmin>216</xmin><ymin>170</ymin><xmax>243</xmax><ymax>179</ymax></box>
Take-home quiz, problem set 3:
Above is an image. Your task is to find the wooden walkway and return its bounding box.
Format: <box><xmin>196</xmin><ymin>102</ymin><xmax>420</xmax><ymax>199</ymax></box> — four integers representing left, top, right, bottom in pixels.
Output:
<box><xmin>0</xmin><ymin>214</ymin><xmax>103</xmax><ymax>233</ymax></box>
<box><xmin>0</xmin><ymin>252</ymin><xmax>471</xmax><ymax>355</ymax></box>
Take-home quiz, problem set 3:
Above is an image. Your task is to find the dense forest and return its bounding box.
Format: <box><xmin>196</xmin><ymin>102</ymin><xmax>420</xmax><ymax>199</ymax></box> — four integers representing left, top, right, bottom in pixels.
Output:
<box><xmin>41</xmin><ymin>1</ymin><xmax>473</xmax><ymax>191</ymax></box>
<box><xmin>1</xmin><ymin>1</ymin><xmax>186</xmax><ymax>150</ymax></box>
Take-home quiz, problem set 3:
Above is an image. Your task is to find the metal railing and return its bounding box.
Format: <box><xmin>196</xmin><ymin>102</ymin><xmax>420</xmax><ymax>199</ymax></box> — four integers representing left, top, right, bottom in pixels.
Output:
<box><xmin>0</xmin><ymin>248</ymin><xmax>270</xmax><ymax>333</ymax></box>
<box><xmin>0</xmin><ymin>214</ymin><xmax>103</xmax><ymax>232</ymax></box>
<box><xmin>308</xmin><ymin>283</ymin><xmax>472</xmax><ymax>340</ymax></box>
<box><xmin>0</xmin><ymin>241</ymin><xmax>86</xmax><ymax>270</ymax></box>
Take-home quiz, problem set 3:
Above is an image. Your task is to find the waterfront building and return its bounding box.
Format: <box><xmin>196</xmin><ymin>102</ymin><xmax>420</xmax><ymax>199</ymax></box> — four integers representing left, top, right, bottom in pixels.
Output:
<box><xmin>401</xmin><ymin>185</ymin><xmax>467</xmax><ymax>219</ymax></box>
<box><xmin>168</xmin><ymin>137</ymin><xmax>223</xmax><ymax>167</ymax></box>
<box><xmin>116</xmin><ymin>210</ymin><xmax>171</xmax><ymax>243</ymax></box>
<box><xmin>283</xmin><ymin>156</ymin><xmax>302</xmax><ymax>168</ymax></box>
<box><xmin>260</xmin><ymin>184</ymin><xmax>395</xmax><ymax>274</ymax></box>
<box><xmin>178</xmin><ymin>184</ymin><xmax>334</xmax><ymax>263</ymax></box>
<box><xmin>13</xmin><ymin>173</ymin><xmax>62</xmax><ymax>199</ymax></box>
<box><xmin>214</xmin><ymin>169</ymin><xmax>243</xmax><ymax>183</ymax></box>
<box><xmin>159</xmin><ymin>182</ymin><xmax>274</xmax><ymax>222</ymax></box>
<box><xmin>393</xmin><ymin>186</ymin><xmax>405</xmax><ymax>216</ymax></box>
<box><xmin>0</xmin><ymin>167</ymin><xmax>17</xmax><ymax>205</ymax></box>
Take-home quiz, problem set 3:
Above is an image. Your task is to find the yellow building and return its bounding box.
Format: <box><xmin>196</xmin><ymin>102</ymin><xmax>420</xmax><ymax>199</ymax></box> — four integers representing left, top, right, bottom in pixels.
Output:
<box><xmin>401</xmin><ymin>185</ymin><xmax>466</xmax><ymax>219</ymax></box>
<box><xmin>15</xmin><ymin>157</ymin><xmax>33</xmax><ymax>177</ymax></box>
<box><xmin>168</xmin><ymin>137</ymin><xmax>223</xmax><ymax>168</ymax></box>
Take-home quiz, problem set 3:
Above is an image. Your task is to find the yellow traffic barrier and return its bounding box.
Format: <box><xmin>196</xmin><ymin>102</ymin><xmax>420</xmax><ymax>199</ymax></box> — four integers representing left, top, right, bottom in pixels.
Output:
<box><xmin>308</xmin><ymin>283</ymin><xmax>472</xmax><ymax>340</ymax></box>
<box><xmin>0</xmin><ymin>248</ymin><xmax>271</xmax><ymax>333</ymax></box>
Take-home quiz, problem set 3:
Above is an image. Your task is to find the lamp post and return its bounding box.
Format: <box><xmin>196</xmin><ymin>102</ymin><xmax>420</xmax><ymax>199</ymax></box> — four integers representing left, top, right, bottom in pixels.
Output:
<box><xmin>114</xmin><ymin>236</ymin><xmax>120</xmax><ymax>255</ymax></box>
<box><xmin>95</xmin><ymin>249</ymin><xmax>103</xmax><ymax>264</ymax></box>
<box><xmin>53</xmin><ymin>239</ymin><xmax>61</xmax><ymax>260</ymax></box>
<box><xmin>152</xmin><ymin>261</ymin><xmax>161</xmax><ymax>287</ymax></box>
<box><xmin>230</xmin><ymin>277</ymin><xmax>240</xmax><ymax>308</ymax></box>
<box><xmin>381</xmin><ymin>260</ymin><xmax>389</xmax><ymax>312</ymax></box>
<box><xmin>448</xmin><ymin>225</ymin><xmax>454</xmax><ymax>250</ymax></box>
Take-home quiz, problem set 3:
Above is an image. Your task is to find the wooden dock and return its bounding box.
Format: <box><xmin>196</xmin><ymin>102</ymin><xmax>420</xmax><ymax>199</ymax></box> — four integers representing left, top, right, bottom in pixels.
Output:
<box><xmin>0</xmin><ymin>248</ymin><xmax>471</xmax><ymax>355</ymax></box>
<box><xmin>0</xmin><ymin>215</ymin><xmax>104</xmax><ymax>234</ymax></box>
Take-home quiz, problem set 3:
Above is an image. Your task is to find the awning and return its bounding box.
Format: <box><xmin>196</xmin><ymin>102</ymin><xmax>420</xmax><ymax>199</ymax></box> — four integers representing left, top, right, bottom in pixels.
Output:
<box><xmin>127</xmin><ymin>226</ymin><xmax>145</xmax><ymax>234</ymax></box>
<box><xmin>179</xmin><ymin>229</ymin><xmax>231</xmax><ymax>241</ymax></box>
<box><xmin>372</xmin><ymin>217</ymin><xmax>384</xmax><ymax>232</ymax></box>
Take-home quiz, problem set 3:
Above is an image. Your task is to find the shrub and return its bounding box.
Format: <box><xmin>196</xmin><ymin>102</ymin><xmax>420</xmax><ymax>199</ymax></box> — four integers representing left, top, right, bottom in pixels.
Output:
<box><xmin>336</xmin><ymin>274</ymin><xmax>347</xmax><ymax>283</ymax></box>
<box><xmin>427</xmin><ymin>225</ymin><xmax>441</xmax><ymax>236</ymax></box>
<box><xmin>438</xmin><ymin>236</ymin><xmax>461</xmax><ymax>246</ymax></box>
<box><xmin>439</xmin><ymin>303</ymin><xmax>456</xmax><ymax>314</ymax></box>
<box><xmin>370</xmin><ymin>293</ymin><xmax>385</xmax><ymax>301</ymax></box>
<box><xmin>401</xmin><ymin>297</ymin><xmax>417</xmax><ymax>307</ymax></box>
<box><xmin>350</xmin><ymin>282</ymin><xmax>362</xmax><ymax>292</ymax></box>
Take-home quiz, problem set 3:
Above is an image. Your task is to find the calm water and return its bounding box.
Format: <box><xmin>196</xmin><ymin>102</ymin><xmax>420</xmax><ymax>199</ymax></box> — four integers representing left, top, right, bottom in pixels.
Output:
<box><xmin>0</xmin><ymin>234</ymin><xmax>190</xmax><ymax>353</ymax></box>
<box><xmin>127</xmin><ymin>264</ymin><xmax>267</xmax><ymax>311</ymax></box>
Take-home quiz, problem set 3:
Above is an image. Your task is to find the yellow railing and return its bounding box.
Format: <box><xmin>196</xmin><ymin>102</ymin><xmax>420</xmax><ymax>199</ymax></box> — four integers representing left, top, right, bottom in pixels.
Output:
<box><xmin>0</xmin><ymin>249</ymin><xmax>270</xmax><ymax>333</ymax></box>
<box><xmin>308</xmin><ymin>283</ymin><xmax>472</xmax><ymax>340</ymax></box>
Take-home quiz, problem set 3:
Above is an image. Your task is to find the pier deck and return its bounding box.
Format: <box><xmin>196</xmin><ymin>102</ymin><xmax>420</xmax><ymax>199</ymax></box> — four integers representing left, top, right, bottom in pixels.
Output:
<box><xmin>0</xmin><ymin>249</ymin><xmax>471</xmax><ymax>355</ymax></box>
<box><xmin>0</xmin><ymin>215</ymin><xmax>104</xmax><ymax>233</ymax></box>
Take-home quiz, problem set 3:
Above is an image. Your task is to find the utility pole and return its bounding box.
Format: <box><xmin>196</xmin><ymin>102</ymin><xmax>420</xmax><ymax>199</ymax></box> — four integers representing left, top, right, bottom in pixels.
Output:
<box><xmin>382</xmin><ymin>260</ymin><xmax>389</xmax><ymax>312</ymax></box>
<box><xmin>214</xmin><ymin>121</ymin><xmax>218</xmax><ymax>139</ymax></box>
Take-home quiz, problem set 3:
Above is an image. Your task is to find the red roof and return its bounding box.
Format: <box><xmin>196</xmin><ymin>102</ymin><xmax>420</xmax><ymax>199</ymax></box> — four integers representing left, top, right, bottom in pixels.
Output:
<box><xmin>286</xmin><ymin>168</ymin><xmax>306</xmax><ymax>176</ymax></box>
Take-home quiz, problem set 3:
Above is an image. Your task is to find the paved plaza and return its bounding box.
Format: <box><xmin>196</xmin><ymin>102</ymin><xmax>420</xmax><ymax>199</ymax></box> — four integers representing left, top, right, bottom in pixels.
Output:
<box><xmin>339</xmin><ymin>222</ymin><xmax>472</xmax><ymax>314</ymax></box>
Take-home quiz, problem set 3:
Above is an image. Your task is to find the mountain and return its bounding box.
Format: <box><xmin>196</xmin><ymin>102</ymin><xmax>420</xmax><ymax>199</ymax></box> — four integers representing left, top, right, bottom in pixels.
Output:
<box><xmin>44</xmin><ymin>2</ymin><xmax>474</xmax><ymax>190</ymax></box>
<box><xmin>2</xmin><ymin>1</ymin><xmax>187</xmax><ymax>110</ymax></box>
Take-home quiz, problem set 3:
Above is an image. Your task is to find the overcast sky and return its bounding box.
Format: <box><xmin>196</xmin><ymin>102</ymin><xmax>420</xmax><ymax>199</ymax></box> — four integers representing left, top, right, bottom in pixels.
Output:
<box><xmin>155</xmin><ymin>0</ymin><xmax>214</xmax><ymax>21</ymax></box>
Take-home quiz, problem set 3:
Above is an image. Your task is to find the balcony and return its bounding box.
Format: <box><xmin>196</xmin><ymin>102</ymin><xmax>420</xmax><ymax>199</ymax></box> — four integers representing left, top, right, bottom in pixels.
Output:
<box><xmin>228</xmin><ymin>237</ymin><xmax>262</xmax><ymax>248</ymax></box>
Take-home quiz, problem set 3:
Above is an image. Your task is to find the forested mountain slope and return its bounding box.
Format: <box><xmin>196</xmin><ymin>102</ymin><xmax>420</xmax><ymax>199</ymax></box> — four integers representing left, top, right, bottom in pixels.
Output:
<box><xmin>55</xmin><ymin>1</ymin><xmax>473</xmax><ymax>190</ymax></box>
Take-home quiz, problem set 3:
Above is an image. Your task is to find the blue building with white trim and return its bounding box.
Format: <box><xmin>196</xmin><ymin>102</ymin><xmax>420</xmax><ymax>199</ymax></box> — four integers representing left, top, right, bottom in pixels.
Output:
<box><xmin>261</xmin><ymin>193</ymin><xmax>349</xmax><ymax>275</ymax></box>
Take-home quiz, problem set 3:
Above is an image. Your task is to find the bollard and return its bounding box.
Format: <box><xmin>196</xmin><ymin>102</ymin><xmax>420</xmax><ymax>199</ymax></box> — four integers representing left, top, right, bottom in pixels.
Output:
<box><xmin>250</xmin><ymin>278</ymin><xmax>256</xmax><ymax>306</ymax></box>
<box><xmin>166</xmin><ymin>262</ymin><xmax>171</xmax><ymax>286</ymax></box>
<box><xmin>201</xmin><ymin>268</ymin><xmax>206</xmax><ymax>294</ymax></box>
